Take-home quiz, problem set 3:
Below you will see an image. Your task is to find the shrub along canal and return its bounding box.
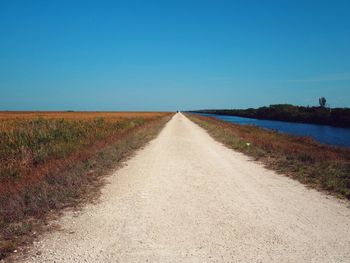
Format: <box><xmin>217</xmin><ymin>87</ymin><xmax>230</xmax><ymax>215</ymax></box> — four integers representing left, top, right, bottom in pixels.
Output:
<box><xmin>195</xmin><ymin>113</ymin><xmax>350</xmax><ymax>148</ymax></box>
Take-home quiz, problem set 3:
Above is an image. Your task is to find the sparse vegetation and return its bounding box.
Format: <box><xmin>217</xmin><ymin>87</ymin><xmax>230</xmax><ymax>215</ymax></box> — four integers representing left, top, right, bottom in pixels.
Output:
<box><xmin>0</xmin><ymin>111</ymin><xmax>172</xmax><ymax>259</ymax></box>
<box><xmin>186</xmin><ymin>113</ymin><xmax>350</xmax><ymax>199</ymax></box>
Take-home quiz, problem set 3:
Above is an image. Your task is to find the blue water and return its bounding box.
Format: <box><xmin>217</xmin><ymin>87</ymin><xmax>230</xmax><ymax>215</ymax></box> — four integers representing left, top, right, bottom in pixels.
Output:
<box><xmin>197</xmin><ymin>113</ymin><xmax>350</xmax><ymax>148</ymax></box>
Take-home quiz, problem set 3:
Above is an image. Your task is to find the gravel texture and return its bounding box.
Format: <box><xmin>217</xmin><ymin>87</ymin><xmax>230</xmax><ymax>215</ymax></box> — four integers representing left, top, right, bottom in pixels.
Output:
<box><xmin>17</xmin><ymin>113</ymin><xmax>350</xmax><ymax>262</ymax></box>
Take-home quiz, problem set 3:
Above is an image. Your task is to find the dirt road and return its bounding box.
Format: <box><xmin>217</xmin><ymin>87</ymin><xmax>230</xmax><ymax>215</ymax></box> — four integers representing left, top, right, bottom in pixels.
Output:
<box><xmin>19</xmin><ymin>113</ymin><xmax>350</xmax><ymax>262</ymax></box>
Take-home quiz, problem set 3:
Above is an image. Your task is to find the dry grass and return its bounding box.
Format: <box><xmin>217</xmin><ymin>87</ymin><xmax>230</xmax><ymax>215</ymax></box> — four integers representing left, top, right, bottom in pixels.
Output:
<box><xmin>0</xmin><ymin>112</ymin><xmax>167</xmax><ymax>184</ymax></box>
<box><xmin>0</xmin><ymin>111</ymin><xmax>166</xmax><ymax>121</ymax></box>
<box><xmin>0</xmin><ymin>111</ymin><xmax>172</xmax><ymax>259</ymax></box>
<box><xmin>187</xmin><ymin>113</ymin><xmax>350</xmax><ymax>199</ymax></box>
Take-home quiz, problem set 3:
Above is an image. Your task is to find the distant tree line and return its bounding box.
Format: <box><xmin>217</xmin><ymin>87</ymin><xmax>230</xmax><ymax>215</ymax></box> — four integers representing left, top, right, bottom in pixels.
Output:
<box><xmin>194</xmin><ymin>100</ymin><xmax>350</xmax><ymax>128</ymax></box>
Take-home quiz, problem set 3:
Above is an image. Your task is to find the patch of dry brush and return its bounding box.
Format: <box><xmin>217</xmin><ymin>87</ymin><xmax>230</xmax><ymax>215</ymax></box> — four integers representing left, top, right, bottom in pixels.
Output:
<box><xmin>0</xmin><ymin>112</ymin><xmax>172</xmax><ymax>259</ymax></box>
<box><xmin>187</xmin><ymin>113</ymin><xmax>350</xmax><ymax>199</ymax></box>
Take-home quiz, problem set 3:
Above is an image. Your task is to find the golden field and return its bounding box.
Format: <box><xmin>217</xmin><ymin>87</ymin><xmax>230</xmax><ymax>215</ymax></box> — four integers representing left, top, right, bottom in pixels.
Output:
<box><xmin>0</xmin><ymin>111</ymin><xmax>166</xmax><ymax>120</ymax></box>
<box><xmin>0</xmin><ymin>111</ymin><xmax>172</xmax><ymax>258</ymax></box>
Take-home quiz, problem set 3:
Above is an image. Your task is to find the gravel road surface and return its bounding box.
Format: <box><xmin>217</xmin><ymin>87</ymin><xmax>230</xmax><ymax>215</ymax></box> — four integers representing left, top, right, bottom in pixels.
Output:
<box><xmin>18</xmin><ymin>113</ymin><xmax>350</xmax><ymax>262</ymax></box>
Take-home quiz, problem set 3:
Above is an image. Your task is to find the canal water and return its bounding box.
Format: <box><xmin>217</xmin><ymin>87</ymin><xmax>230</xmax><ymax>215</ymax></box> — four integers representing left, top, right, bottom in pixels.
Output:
<box><xmin>197</xmin><ymin>113</ymin><xmax>350</xmax><ymax>148</ymax></box>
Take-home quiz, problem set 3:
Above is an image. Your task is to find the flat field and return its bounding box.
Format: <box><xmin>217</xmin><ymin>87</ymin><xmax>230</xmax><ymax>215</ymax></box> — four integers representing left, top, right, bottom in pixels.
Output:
<box><xmin>0</xmin><ymin>111</ymin><xmax>171</xmax><ymax>258</ymax></box>
<box><xmin>0</xmin><ymin>111</ymin><xmax>168</xmax><ymax>184</ymax></box>
<box><xmin>0</xmin><ymin>111</ymin><xmax>166</xmax><ymax>120</ymax></box>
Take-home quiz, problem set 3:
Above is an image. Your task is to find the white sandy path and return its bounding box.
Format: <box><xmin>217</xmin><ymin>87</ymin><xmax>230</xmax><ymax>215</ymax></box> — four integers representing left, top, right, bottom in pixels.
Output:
<box><xmin>18</xmin><ymin>113</ymin><xmax>350</xmax><ymax>262</ymax></box>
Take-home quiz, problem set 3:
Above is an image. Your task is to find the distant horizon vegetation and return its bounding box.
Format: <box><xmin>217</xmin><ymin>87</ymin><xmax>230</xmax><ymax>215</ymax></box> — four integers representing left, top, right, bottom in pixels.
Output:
<box><xmin>193</xmin><ymin>97</ymin><xmax>350</xmax><ymax>128</ymax></box>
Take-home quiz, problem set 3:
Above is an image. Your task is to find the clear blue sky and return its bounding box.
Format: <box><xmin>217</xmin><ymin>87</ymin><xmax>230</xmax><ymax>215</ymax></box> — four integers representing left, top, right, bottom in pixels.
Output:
<box><xmin>1</xmin><ymin>0</ymin><xmax>349</xmax><ymax>111</ymax></box>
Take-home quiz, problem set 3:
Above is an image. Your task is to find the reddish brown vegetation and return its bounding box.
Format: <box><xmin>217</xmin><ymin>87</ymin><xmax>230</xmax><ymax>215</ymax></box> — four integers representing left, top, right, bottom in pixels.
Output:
<box><xmin>187</xmin><ymin>114</ymin><xmax>350</xmax><ymax>199</ymax></box>
<box><xmin>0</xmin><ymin>112</ymin><xmax>172</xmax><ymax>259</ymax></box>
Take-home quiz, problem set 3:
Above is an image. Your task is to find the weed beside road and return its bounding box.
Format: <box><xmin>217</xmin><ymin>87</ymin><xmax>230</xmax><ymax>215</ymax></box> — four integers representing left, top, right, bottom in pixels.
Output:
<box><xmin>187</xmin><ymin>113</ymin><xmax>350</xmax><ymax>200</ymax></box>
<box><xmin>0</xmin><ymin>112</ymin><xmax>172</xmax><ymax>259</ymax></box>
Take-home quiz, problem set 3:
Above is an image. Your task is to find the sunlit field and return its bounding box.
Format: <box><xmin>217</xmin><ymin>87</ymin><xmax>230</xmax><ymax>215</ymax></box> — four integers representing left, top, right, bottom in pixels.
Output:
<box><xmin>0</xmin><ymin>111</ymin><xmax>172</xmax><ymax>257</ymax></box>
<box><xmin>0</xmin><ymin>111</ymin><xmax>168</xmax><ymax>182</ymax></box>
<box><xmin>0</xmin><ymin>111</ymin><xmax>166</xmax><ymax>120</ymax></box>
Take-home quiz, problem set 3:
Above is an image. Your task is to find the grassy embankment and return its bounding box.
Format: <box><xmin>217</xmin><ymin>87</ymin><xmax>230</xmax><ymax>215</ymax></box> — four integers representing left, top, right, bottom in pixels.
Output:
<box><xmin>0</xmin><ymin>111</ymin><xmax>172</xmax><ymax>259</ymax></box>
<box><xmin>187</xmin><ymin>113</ymin><xmax>350</xmax><ymax>199</ymax></box>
